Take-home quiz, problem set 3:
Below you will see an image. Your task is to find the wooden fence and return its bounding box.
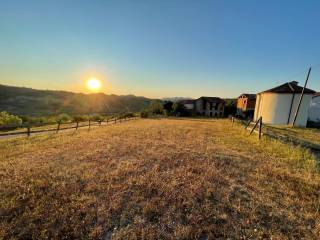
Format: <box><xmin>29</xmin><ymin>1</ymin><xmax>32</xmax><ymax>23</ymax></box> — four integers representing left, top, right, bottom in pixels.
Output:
<box><xmin>0</xmin><ymin>116</ymin><xmax>139</xmax><ymax>138</ymax></box>
<box><xmin>231</xmin><ymin>116</ymin><xmax>263</xmax><ymax>140</ymax></box>
<box><xmin>230</xmin><ymin>116</ymin><xmax>320</xmax><ymax>157</ymax></box>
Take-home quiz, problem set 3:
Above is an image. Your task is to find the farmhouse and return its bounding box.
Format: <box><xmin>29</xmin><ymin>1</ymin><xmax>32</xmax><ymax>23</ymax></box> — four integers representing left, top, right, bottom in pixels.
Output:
<box><xmin>179</xmin><ymin>99</ymin><xmax>195</xmax><ymax>110</ymax></box>
<box><xmin>308</xmin><ymin>92</ymin><xmax>320</xmax><ymax>126</ymax></box>
<box><xmin>236</xmin><ymin>94</ymin><xmax>256</xmax><ymax>118</ymax></box>
<box><xmin>180</xmin><ymin>97</ymin><xmax>225</xmax><ymax>117</ymax></box>
<box><xmin>254</xmin><ymin>81</ymin><xmax>316</xmax><ymax>127</ymax></box>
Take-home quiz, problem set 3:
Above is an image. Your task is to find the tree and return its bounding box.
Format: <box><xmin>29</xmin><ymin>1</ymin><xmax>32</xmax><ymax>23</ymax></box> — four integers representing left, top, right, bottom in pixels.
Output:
<box><xmin>163</xmin><ymin>101</ymin><xmax>173</xmax><ymax>115</ymax></box>
<box><xmin>149</xmin><ymin>100</ymin><xmax>164</xmax><ymax>115</ymax></box>
<box><xmin>172</xmin><ymin>102</ymin><xmax>188</xmax><ymax>116</ymax></box>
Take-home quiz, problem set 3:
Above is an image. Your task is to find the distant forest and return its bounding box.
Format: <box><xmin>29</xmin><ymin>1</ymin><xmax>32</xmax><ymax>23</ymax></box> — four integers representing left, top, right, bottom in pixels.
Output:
<box><xmin>0</xmin><ymin>85</ymin><xmax>153</xmax><ymax>116</ymax></box>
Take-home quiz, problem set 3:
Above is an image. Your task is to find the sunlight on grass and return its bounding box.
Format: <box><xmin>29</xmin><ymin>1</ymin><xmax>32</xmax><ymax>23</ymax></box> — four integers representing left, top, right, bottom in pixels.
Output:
<box><xmin>0</xmin><ymin>119</ymin><xmax>319</xmax><ymax>239</ymax></box>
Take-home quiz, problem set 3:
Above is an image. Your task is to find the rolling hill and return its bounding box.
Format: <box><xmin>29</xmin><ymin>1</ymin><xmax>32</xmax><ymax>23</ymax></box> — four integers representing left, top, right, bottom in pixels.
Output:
<box><xmin>0</xmin><ymin>85</ymin><xmax>153</xmax><ymax>116</ymax></box>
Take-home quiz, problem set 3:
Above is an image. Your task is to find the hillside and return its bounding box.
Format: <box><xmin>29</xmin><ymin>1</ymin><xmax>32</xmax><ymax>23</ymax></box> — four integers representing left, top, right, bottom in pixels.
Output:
<box><xmin>0</xmin><ymin>85</ymin><xmax>153</xmax><ymax>116</ymax></box>
<box><xmin>1</xmin><ymin>119</ymin><xmax>319</xmax><ymax>239</ymax></box>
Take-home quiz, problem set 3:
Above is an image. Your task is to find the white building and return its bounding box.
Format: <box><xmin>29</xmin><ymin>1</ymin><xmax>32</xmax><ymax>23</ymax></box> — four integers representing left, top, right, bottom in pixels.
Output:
<box><xmin>308</xmin><ymin>93</ymin><xmax>320</xmax><ymax>125</ymax></box>
<box><xmin>254</xmin><ymin>81</ymin><xmax>316</xmax><ymax>127</ymax></box>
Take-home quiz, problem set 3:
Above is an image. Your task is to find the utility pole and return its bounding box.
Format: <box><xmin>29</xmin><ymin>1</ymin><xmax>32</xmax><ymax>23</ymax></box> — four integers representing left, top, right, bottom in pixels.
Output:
<box><xmin>292</xmin><ymin>67</ymin><xmax>312</xmax><ymax>126</ymax></box>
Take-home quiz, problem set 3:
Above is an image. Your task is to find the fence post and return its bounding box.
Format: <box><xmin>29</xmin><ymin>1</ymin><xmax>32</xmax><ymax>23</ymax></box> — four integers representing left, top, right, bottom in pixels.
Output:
<box><xmin>115</xmin><ymin>118</ymin><xmax>116</xmax><ymax>124</ymax></box>
<box><xmin>107</xmin><ymin>118</ymin><xmax>109</xmax><ymax>124</ymax></box>
<box><xmin>259</xmin><ymin>117</ymin><xmax>263</xmax><ymax>140</ymax></box>
<box><xmin>89</xmin><ymin>119</ymin><xmax>91</xmax><ymax>130</ymax></box>
<box><xmin>250</xmin><ymin>117</ymin><xmax>261</xmax><ymax>135</ymax></box>
<box><xmin>56</xmin><ymin>121</ymin><xmax>61</xmax><ymax>133</ymax></box>
<box><xmin>27</xmin><ymin>126</ymin><xmax>31</xmax><ymax>137</ymax></box>
<box><xmin>76</xmin><ymin>121</ymin><xmax>79</xmax><ymax>130</ymax></box>
<box><xmin>245</xmin><ymin>120</ymin><xmax>252</xmax><ymax>129</ymax></box>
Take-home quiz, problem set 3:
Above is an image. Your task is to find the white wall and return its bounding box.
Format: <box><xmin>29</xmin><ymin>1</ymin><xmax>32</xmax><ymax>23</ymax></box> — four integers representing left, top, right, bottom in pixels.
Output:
<box><xmin>309</xmin><ymin>96</ymin><xmax>320</xmax><ymax>123</ymax></box>
<box><xmin>254</xmin><ymin>93</ymin><xmax>313</xmax><ymax>127</ymax></box>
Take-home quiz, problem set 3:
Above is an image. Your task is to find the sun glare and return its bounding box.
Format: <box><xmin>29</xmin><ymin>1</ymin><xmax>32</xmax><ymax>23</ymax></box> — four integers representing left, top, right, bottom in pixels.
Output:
<box><xmin>87</xmin><ymin>78</ymin><xmax>101</xmax><ymax>91</ymax></box>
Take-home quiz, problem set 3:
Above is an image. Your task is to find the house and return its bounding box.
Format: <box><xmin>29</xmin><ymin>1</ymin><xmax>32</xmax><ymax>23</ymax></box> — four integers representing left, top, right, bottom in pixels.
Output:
<box><xmin>179</xmin><ymin>97</ymin><xmax>225</xmax><ymax>117</ymax></box>
<box><xmin>308</xmin><ymin>93</ymin><xmax>320</xmax><ymax>126</ymax></box>
<box><xmin>236</xmin><ymin>94</ymin><xmax>256</xmax><ymax>118</ymax></box>
<box><xmin>254</xmin><ymin>81</ymin><xmax>316</xmax><ymax>127</ymax></box>
<box><xmin>179</xmin><ymin>99</ymin><xmax>195</xmax><ymax>110</ymax></box>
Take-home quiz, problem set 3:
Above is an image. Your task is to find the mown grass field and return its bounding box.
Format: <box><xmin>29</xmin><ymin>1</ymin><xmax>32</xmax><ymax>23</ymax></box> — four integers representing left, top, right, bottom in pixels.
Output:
<box><xmin>1</xmin><ymin>118</ymin><xmax>319</xmax><ymax>239</ymax></box>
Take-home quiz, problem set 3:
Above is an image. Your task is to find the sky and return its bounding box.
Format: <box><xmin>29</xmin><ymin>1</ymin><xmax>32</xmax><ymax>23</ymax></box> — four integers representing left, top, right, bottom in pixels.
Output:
<box><xmin>1</xmin><ymin>0</ymin><xmax>320</xmax><ymax>98</ymax></box>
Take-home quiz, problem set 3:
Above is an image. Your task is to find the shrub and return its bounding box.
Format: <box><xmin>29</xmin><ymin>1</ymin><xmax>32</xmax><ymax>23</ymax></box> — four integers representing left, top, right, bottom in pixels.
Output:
<box><xmin>140</xmin><ymin>110</ymin><xmax>149</xmax><ymax>118</ymax></box>
<box><xmin>0</xmin><ymin>111</ymin><xmax>22</xmax><ymax>128</ymax></box>
<box><xmin>57</xmin><ymin>113</ymin><xmax>71</xmax><ymax>123</ymax></box>
<box><xmin>118</xmin><ymin>112</ymin><xmax>135</xmax><ymax>119</ymax></box>
<box><xmin>73</xmin><ymin>115</ymin><xmax>89</xmax><ymax>122</ymax></box>
<box><xmin>90</xmin><ymin>114</ymin><xmax>105</xmax><ymax>122</ymax></box>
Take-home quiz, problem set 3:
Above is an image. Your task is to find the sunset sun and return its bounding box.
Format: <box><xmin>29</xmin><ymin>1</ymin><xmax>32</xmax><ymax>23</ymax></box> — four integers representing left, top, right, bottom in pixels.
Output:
<box><xmin>87</xmin><ymin>78</ymin><xmax>101</xmax><ymax>91</ymax></box>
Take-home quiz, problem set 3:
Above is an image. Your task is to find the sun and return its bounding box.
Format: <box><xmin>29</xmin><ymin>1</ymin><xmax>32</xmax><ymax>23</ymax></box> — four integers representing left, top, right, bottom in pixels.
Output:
<box><xmin>87</xmin><ymin>78</ymin><xmax>101</xmax><ymax>91</ymax></box>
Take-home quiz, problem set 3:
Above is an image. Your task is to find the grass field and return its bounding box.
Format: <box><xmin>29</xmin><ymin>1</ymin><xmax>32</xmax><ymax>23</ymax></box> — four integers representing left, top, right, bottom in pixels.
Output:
<box><xmin>264</xmin><ymin>124</ymin><xmax>320</xmax><ymax>146</ymax></box>
<box><xmin>1</xmin><ymin>118</ymin><xmax>319</xmax><ymax>239</ymax></box>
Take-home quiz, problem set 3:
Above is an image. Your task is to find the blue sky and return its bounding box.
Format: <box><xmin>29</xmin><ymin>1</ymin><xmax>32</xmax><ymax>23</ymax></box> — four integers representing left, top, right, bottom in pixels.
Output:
<box><xmin>1</xmin><ymin>0</ymin><xmax>320</xmax><ymax>98</ymax></box>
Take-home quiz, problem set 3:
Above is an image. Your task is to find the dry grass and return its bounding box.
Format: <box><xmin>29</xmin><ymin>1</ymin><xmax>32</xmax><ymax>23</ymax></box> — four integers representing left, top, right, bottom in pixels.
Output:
<box><xmin>0</xmin><ymin>118</ymin><xmax>319</xmax><ymax>239</ymax></box>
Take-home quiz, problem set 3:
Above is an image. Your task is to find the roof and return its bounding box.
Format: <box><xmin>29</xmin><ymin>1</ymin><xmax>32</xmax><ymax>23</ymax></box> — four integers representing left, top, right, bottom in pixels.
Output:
<box><xmin>198</xmin><ymin>96</ymin><xmax>225</xmax><ymax>103</ymax></box>
<box><xmin>260</xmin><ymin>81</ymin><xmax>316</xmax><ymax>94</ymax></box>
<box><xmin>238</xmin><ymin>93</ymin><xmax>256</xmax><ymax>99</ymax></box>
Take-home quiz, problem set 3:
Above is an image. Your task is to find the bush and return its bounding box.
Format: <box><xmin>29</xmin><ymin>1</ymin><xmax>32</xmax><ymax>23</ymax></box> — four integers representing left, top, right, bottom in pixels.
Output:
<box><xmin>90</xmin><ymin>114</ymin><xmax>105</xmax><ymax>122</ymax></box>
<box><xmin>140</xmin><ymin>110</ymin><xmax>149</xmax><ymax>118</ymax></box>
<box><xmin>0</xmin><ymin>112</ymin><xmax>22</xmax><ymax>128</ymax></box>
<box><xmin>57</xmin><ymin>113</ymin><xmax>71</xmax><ymax>123</ymax></box>
<box><xmin>118</xmin><ymin>112</ymin><xmax>135</xmax><ymax>119</ymax></box>
<box><xmin>72</xmin><ymin>115</ymin><xmax>89</xmax><ymax>122</ymax></box>
<box><xmin>20</xmin><ymin>116</ymin><xmax>57</xmax><ymax>127</ymax></box>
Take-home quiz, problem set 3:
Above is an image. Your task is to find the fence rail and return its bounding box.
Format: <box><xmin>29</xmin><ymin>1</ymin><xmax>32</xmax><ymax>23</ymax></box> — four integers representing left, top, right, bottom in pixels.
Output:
<box><xmin>0</xmin><ymin>116</ymin><xmax>139</xmax><ymax>138</ymax></box>
<box><xmin>230</xmin><ymin>116</ymin><xmax>320</xmax><ymax>157</ymax></box>
<box><xmin>231</xmin><ymin>116</ymin><xmax>263</xmax><ymax>140</ymax></box>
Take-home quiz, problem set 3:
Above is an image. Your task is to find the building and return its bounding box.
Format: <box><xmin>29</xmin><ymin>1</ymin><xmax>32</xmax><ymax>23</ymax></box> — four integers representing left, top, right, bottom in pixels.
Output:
<box><xmin>179</xmin><ymin>99</ymin><xmax>195</xmax><ymax>110</ymax></box>
<box><xmin>254</xmin><ymin>81</ymin><xmax>316</xmax><ymax>127</ymax></box>
<box><xmin>179</xmin><ymin>97</ymin><xmax>225</xmax><ymax>117</ymax></box>
<box><xmin>236</xmin><ymin>94</ymin><xmax>256</xmax><ymax>118</ymax></box>
<box><xmin>308</xmin><ymin>93</ymin><xmax>320</xmax><ymax>126</ymax></box>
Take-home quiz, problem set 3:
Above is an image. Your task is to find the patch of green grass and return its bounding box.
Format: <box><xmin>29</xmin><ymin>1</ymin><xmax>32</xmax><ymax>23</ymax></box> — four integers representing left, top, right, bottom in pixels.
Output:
<box><xmin>264</xmin><ymin>124</ymin><xmax>320</xmax><ymax>146</ymax></box>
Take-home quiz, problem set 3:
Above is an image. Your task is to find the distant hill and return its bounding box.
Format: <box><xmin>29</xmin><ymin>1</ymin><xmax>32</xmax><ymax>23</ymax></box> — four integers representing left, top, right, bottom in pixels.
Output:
<box><xmin>0</xmin><ymin>85</ymin><xmax>153</xmax><ymax>116</ymax></box>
